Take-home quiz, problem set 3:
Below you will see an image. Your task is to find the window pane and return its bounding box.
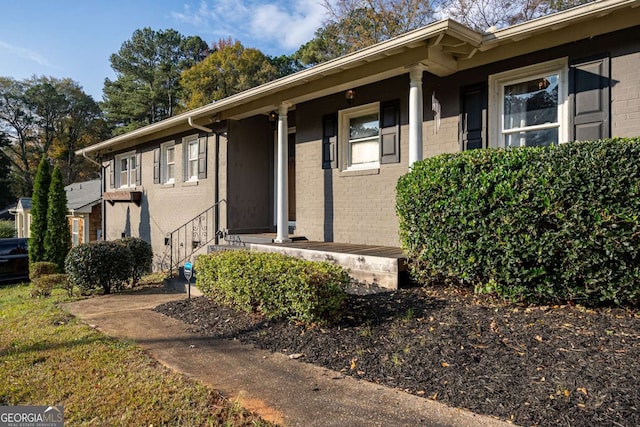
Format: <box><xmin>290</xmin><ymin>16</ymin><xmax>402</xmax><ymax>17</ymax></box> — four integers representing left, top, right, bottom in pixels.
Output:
<box><xmin>504</xmin><ymin>74</ymin><xmax>558</xmax><ymax>130</ymax></box>
<box><xmin>120</xmin><ymin>158</ymin><xmax>128</xmax><ymax>171</ymax></box>
<box><xmin>130</xmin><ymin>155</ymin><xmax>137</xmax><ymax>170</ymax></box>
<box><xmin>167</xmin><ymin>164</ymin><xmax>175</xmax><ymax>181</ymax></box>
<box><xmin>505</xmin><ymin>127</ymin><xmax>558</xmax><ymax>148</ymax></box>
<box><xmin>189</xmin><ymin>159</ymin><xmax>198</xmax><ymax>177</ymax></box>
<box><xmin>167</xmin><ymin>146</ymin><xmax>175</xmax><ymax>163</ymax></box>
<box><xmin>189</xmin><ymin>141</ymin><xmax>198</xmax><ymax>160</ymax></box>
<box><xmin>350</xmin><ymin>114</ymin><xmax>379</xmax><ymax>140</ymax></box>
<box><xmin>351</xmin><ymin>139</ymin><xmax>379</xmax><ymax>164</ymax></box>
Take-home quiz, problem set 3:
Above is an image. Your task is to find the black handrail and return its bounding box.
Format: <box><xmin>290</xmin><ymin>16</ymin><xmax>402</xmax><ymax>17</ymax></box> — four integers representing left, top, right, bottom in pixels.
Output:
<box><xmin>167</xmin><ymin>199</ymin><xmax>226</xmax><ymax>277</ymax></box>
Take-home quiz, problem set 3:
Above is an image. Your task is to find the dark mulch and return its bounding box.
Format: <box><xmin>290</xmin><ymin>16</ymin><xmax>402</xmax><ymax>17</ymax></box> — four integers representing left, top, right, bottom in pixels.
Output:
<box><xmin>154</xmin><ymin>285</ymin><xmax>640</xmax><ymax>427</ymax></box>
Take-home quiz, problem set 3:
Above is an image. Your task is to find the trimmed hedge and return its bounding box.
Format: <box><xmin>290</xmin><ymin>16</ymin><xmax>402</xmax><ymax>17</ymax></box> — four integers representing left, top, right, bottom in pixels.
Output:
<box><xmin>29</xmin><ymin>262</ymin><xmax>58</xmax><ymax>280</ymax></box>
<box><xmin>65</xmin><ymin>241</ymin><xmax>133</xmax><ymax>294</ymax></box>
<box><xmin>120</xmin><ymin>237</ymin><xmax>153</xmax><ymax>285</ymax></box>
<box><xmin>195</xmin><ymin>250</ymin><xmax>350</xmax><ymax>324</ymax></box>
<box><xmin>396</xmin><ymin>138</ymin><xmax>640</xmax><ymax>306</ymax></box>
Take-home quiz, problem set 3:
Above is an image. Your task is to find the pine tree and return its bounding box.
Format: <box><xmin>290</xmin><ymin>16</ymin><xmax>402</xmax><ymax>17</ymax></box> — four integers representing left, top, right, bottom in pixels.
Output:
<box><xmin>29</xmin><ymin>157</ymin><xmax>51</xmax><ymax>264</ymax></box>
<box><xmin>44</xmin><ymin>166</ymin><xmax>71</xmax><ymax>272</ymax></box>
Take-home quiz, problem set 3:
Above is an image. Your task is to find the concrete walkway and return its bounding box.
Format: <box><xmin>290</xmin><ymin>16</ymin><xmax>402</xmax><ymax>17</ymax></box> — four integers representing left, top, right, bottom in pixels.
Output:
<box><xmin>62</xmin><ymin>287</ymin><xmax>513</xmax><ymax>427</ymax></box>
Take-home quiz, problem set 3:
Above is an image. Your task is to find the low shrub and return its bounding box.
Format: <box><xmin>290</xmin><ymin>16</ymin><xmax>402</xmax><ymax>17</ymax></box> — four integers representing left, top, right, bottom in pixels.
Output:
<box><xmin>196</xmin><ymin>250</ymin><xmax>350</xmax><ymax>324</ymax></box>
<box><xmin>119</xmin><ymin>237</ymin><xmax>153</xmax><ymax>286</ymax></box>
<box><xmin>30</xmin><ymin>274</ymin><xmax>68</xmax><ymax>298</ymax></box>
<box><xmin>396</xmin><ymin>138</ymin><xmax>640</xmax><ymax>306</ymax></box>
<box><xmin>65</xmin><ymin>241</ymin><xmax>133</xmax><ymax>294</ymax></box>
<box><xmin>29</xmin><ymin>262</ymin><xmax>58</xmax><ymax>280</ymax></box>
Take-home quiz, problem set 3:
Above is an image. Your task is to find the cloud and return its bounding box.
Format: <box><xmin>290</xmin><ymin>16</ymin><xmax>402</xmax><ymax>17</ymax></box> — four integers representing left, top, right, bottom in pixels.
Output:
<box><xmin>0</xmin><ymin>40</ymin><xmax>59</xmax><ymax>69</ymax></box>
<box><xmin>172</xmin><ymin>0</ymin><xmax>327</xmax><ymax>53</ymax></box>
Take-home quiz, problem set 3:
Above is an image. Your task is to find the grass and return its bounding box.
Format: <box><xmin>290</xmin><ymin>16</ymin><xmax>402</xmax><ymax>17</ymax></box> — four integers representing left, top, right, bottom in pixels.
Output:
<box><xmin>0</xmin><ymin>283</ymin><xmax>272</xmax><ymax>426</ymax></box>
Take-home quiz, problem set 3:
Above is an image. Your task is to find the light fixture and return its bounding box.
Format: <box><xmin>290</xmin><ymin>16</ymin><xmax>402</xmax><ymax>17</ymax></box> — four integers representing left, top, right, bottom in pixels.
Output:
<box><xmin>345</xmin><ymin>89</ymin><xmax>356</xmax><ymax>104</ymax></box>
<box><xmin>268</xmin><ymin>111</ymin><xmax>278</xmax><ymax>122</ymax></box>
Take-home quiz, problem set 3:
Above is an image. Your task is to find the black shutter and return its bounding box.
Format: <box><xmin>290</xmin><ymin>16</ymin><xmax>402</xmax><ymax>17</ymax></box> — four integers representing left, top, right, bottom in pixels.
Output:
<box><xmin>198</xmin><ymin>136</ymin><xmax>207</xmax><ymax>179</ymax></box>
<box><xmin>570</xmin><ymin>55</ymin><xmax>610</xmax><ymax>141</ymax></box>
<box><xmin>109</xmin><ymin>159</ymin><xmax>115</xmax><ymax>188</ymax></box>
<box><xmin>135</xmin><ymin>152</ymin><xmax>142</xmax><ymax>186</ymax></box>
<box><xmin>322</xmin><ymin>114</ymin><xmax>337</xmax><ymax>169</ymax></box>
<box><xmin>153</xmin><ymin>148</ymin><xmax>160</xmax><ymax>184</ymax></box>
<box><xmin>380</xmin><ymin>101</ymin><xmax>400</xmax><ymax>164</ymax></box>
<box><xmin>460</xmin><ymin>84</ymin><xmax>487</xmax><ymax>150</ymax></box>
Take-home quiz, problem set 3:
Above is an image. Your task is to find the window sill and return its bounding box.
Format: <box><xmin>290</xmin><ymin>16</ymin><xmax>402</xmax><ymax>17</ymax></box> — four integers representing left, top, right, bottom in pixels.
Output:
<box><xmin>161</xmin><ymin>182</ymin><xmax>175</xmax><ymax>188</ymax></box>
<box><xmin>339</xmin><ymin>167</ymin><xmax>380</xmax><ymax>177</ymax></box>
<box><xmin>183</xmin><ymin>180</ymin><xmax>199</xmax><ymax>187</ymax></box>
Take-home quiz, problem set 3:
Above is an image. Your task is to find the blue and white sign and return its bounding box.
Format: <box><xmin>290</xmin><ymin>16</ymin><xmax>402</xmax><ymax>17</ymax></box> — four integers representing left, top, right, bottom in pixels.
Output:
<box><xmin>184</xmin><ymin>261</ymin><xmax>193</xmax><ymax>282</ymax></box>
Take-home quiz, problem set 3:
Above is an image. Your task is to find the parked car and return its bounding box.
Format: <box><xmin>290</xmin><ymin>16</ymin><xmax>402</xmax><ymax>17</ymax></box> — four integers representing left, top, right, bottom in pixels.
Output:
<box><xmin>0</xmin><ymin>238</ymin><xmax>29</xmax><ymax>283</ymax></box>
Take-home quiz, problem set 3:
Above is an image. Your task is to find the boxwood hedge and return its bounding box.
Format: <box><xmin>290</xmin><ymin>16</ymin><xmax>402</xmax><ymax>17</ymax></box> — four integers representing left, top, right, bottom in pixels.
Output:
<box><xmin>396</xmin><ymin>138</ymin><xmax>640</xmax><ymax>306</ymax></box>
<box><xmin>195</xmin><ymin>250</ymin><xmax>350</xmax><ymax>324</ymax></box>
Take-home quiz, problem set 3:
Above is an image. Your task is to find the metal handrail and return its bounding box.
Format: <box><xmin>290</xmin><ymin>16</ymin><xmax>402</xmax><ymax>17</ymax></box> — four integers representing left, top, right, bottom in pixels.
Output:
<box><xmin>167</xmin><ymin>199</ymin><xmax>226</xmax><ymax>276</ymax></box>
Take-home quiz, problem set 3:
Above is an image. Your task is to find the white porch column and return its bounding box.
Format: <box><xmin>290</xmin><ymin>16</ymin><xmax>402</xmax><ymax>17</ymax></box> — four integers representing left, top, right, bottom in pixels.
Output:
<box><xmin>275</xmin><ymin>102</ymin><xmax>291</xmax><ymax>243</ymax></box>
<box><xmin>409</xmin><ymin>65</ymin><xmax>426</xmax><ymax>167</ymax></box>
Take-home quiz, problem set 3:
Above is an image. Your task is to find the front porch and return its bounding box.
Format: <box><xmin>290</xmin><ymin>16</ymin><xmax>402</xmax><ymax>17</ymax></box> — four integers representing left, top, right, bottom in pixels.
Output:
<box><xmin>212</xmin><ymin>235</ymin><xmax>408</xmax><ymax>290</ymax></box>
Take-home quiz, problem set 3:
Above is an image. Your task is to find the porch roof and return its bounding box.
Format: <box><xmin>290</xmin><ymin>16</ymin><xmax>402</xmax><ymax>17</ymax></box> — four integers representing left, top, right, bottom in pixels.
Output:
<box><xmin>76</xmin><ymin>0</ymin><xmax>640</xmax><ymax>158</ymax></box>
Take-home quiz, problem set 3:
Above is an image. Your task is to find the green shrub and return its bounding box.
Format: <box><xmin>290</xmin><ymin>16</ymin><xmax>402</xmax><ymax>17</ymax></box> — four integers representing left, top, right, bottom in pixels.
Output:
<box><xmin>396</xmin><ymin>138</ymin><xmax>640</xmax><ymax>306</ymax></box>
<box><xmin>30</xmin><ymin>274</ymin><xmax>68</xmax><ymax>298</ymax></box>
<box><xmin>119</xmin><ymin>237</ymin><xmax>153</xmax><ymax>286</ymax></box>
<box><xmin>29</xmin><ymin>262</ymin><xmax>58</xmax><ymax>280</ymax></box>
<box><xmin>65</xmin><ymin>241</ymin><xmax>133</xmax><ymax>294</ymax></box>
<box><xmin>196</xmin><ymin>250</ymin><xmax>350</xmax><ymax>324</ymax></box>
<box><xmin>0</xmin><ymin>220</ymin><xmax>14</xmax><ymax>238</ymax></box>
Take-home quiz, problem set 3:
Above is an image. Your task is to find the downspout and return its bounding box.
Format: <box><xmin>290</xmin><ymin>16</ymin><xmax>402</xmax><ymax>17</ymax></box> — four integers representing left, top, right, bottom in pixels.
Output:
<box><xmin>187</xmin><ymin>116</ymin><xmax>213</xmax><ymax>133</ymax></box>
<box><xmin>82</xmin><ymin>151</ymin><xmax>106</xmax><ymax>241</ymax></box>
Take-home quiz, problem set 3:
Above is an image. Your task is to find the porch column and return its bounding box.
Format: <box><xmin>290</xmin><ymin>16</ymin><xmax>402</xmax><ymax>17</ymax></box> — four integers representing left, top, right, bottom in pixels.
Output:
<box><xmin>275</xmin><ymin>102</ymin><xmax>291</xmax><ymax>243</ymax></box>
<box><xmin>409</xmin><ymin>65</ymin><xmax>426</xmax><ymax>167</ymax></box>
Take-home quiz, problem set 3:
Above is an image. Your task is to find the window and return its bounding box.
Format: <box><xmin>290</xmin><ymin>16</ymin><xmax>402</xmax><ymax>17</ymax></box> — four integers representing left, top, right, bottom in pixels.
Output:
<box><xmin>161</xmin><ymin>141</ymin><xmax>175</xmax><ymax>184</ymax></box>
<box><xmin>489</xmin><ymin>59</ymin><xmax>568</xmax><ymax>148</ymax></box>
<box><xmin>116</xmin><ymin>151</ymin><xmax>137</xmax><ymax>187</ymax></box>
<box><xmin>339</xmin><ymin>103</ymin><xmax>380</xmax><ymax>170</ymax></box>
<box><xmin>183</xmin><ymin>135</ymin><xmax>207</xmax><ymax>181</ymax></box>
<box><xmin>72</xmin><ymin>218</ymin><xmax>80</xmax><ymax>247</ymax></box>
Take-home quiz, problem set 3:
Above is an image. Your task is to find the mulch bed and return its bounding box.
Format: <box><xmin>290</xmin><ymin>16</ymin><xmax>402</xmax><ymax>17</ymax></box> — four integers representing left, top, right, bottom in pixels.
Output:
<box><xmin>154</xmin><ymin>285</ymin><xmax>640</xmax><ymax>427</ymax></box>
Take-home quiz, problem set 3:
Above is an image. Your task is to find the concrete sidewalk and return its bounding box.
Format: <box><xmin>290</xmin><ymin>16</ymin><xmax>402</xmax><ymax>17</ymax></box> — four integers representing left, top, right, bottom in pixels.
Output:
<box><xmin>62</xmin><ymin>287</ymin><xmax>513</xmax><ymax>427</ymax></box>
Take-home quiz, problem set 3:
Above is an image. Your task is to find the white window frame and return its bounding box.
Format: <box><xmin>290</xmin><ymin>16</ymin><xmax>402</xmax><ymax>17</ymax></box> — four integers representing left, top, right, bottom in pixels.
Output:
<box><xmin>72</xmin><ymin>218</ymin><xmax>80</xmax><ymax>247</ymax></box>
<box><xmin>161</xmin><ymin>141</ymin><xmax>176</xmax><ymax>184</ymax></box>
<box><xmin>115</xmin><ymin>151</ymin><xmax>137</xmax><ymax>188</ymax></box>
<box><xmin>339</xmin><ymin>102</ymin><xmax>380</xmax><ymax>171</ymax></box>
<box><xmin>183</xmin><ymin>135</ymin><xmax>199</xmax><ymax>181</ymax></box>
<box><xmin>489</xmin><ymin>58</ymin><xmax>569</xmax><ymax>148</ymax></box>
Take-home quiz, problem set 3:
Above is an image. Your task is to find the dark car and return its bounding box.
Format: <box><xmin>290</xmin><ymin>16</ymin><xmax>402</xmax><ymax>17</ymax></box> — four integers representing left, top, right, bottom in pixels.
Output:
<box><xmin>0</xmin><ymin>238</ymin><xmax>29</xmax><ymax>283</ymax></box>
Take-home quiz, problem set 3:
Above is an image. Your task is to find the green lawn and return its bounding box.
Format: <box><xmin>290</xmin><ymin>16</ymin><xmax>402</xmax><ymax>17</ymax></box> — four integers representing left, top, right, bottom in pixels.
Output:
<box><xmin>0</xmin><ymin>283</ymin><xmax>271</xmax><ymax>426</ymax></box>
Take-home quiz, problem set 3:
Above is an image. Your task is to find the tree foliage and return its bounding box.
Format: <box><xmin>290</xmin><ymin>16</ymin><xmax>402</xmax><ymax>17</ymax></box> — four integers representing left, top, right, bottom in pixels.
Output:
<box><xmin>180</xmin><ymin>38</ymin><xmax>282</xmax><ymax>111</ymax></box>
<box><xmin>102</xmin><ymin>28</ymin><xmax>208</xmax><ymax>134</ymax></box>
<box><xmin>439</xmin><ymin>0</ymin><xmax>593</xmax><ymax>31</ymax></box>
<box><xmin>295</xmin><ymin>0</ymin><xmax>435</xmax><ymax>67</ymax></box>
<box><xmin>44</xmin><ymin>166</ymin><xmax>71</xmax><ymax>272</ymax></box>
<box><xmin>0</xmin><ymin>76</ymin><xmax>103</xmax><ymax>198</ymax></box>
<box><xmin>29</xmin><ymin>156</ymin><xmax>51</xmax><ymax>264</ymax></box>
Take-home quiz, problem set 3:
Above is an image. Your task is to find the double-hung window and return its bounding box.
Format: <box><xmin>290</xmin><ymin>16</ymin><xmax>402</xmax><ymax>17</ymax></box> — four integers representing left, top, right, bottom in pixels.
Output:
<box><xmin>116</xmin><ymin>151</ymin><xmax>137</xmax><ymax>187</ymax></box>
<box><xmin>490</xmin><ymin>59</ymin><xmax>568</xmax><ymax>148</ymax></box>
<box><xmin>72</xmin><ymin>218</ymin><xmax>80</xmax><ymax>247</ymax></box>
<box><xmin>161</xmin><ymin>141</ymin><xmax>175</xmax><ymax>184</ymax></box>
<box><xmin>184</xmin><ymin>136</ymin><xmax>199</xmax><ymax>181</ymax></box>
<box><xmin>339</xmin><ymin>102</ymin><xmax>380</xmax><ymax>170</ymax></box>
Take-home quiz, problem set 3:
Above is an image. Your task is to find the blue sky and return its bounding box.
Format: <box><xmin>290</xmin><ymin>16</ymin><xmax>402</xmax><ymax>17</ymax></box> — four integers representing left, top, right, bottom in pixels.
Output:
<box><xmin>0</xmin><ymin>0</ymin><xmax>327</xmax><ymax>101</ymax></box>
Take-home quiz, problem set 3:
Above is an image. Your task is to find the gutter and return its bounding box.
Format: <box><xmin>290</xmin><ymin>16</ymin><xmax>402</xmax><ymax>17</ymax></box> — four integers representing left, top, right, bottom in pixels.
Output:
<box><xmin>188</xmin><ymin>116</ymin><xmax>213</xmax><ymax>133</ymax></box>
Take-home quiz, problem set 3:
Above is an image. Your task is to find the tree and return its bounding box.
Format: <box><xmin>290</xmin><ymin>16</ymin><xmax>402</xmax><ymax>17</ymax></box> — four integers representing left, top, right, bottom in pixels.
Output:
<box><xmin>29</xmin><ymin>157</ymin><xmax>50</xmax><ymax>264</ymax></box>
<box><xmin>0</xmin><ymin>77</ymin><xmax>36</xmax><ymax>196</ymax></box>
<box><xmin>438</xmin><ymin>0</ymin><xmax>594</xmax><ymax>31</ymax></box>
<box><xmin>0</xmin><ymin>132</ymin><xmax>15</xmax><ymax>208</ymax></box>
<box><xmin>180</xmin><ymin>38</ymin><xmax>280</xmax><ymax>110</ymax></box>
<box><xmin>102</xmin><ymin>28</ymin><xmax>208</xmax><ymax>134</ymax></box>
<box><xmin>295</xmin><ymin>0</ymin><xmax>435</xmax><ymax>66</ymax></box>
<box><xmin>44</xmin><ymin>166</ymin><xmax>71</xmax><ymax>272</ymax></box>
